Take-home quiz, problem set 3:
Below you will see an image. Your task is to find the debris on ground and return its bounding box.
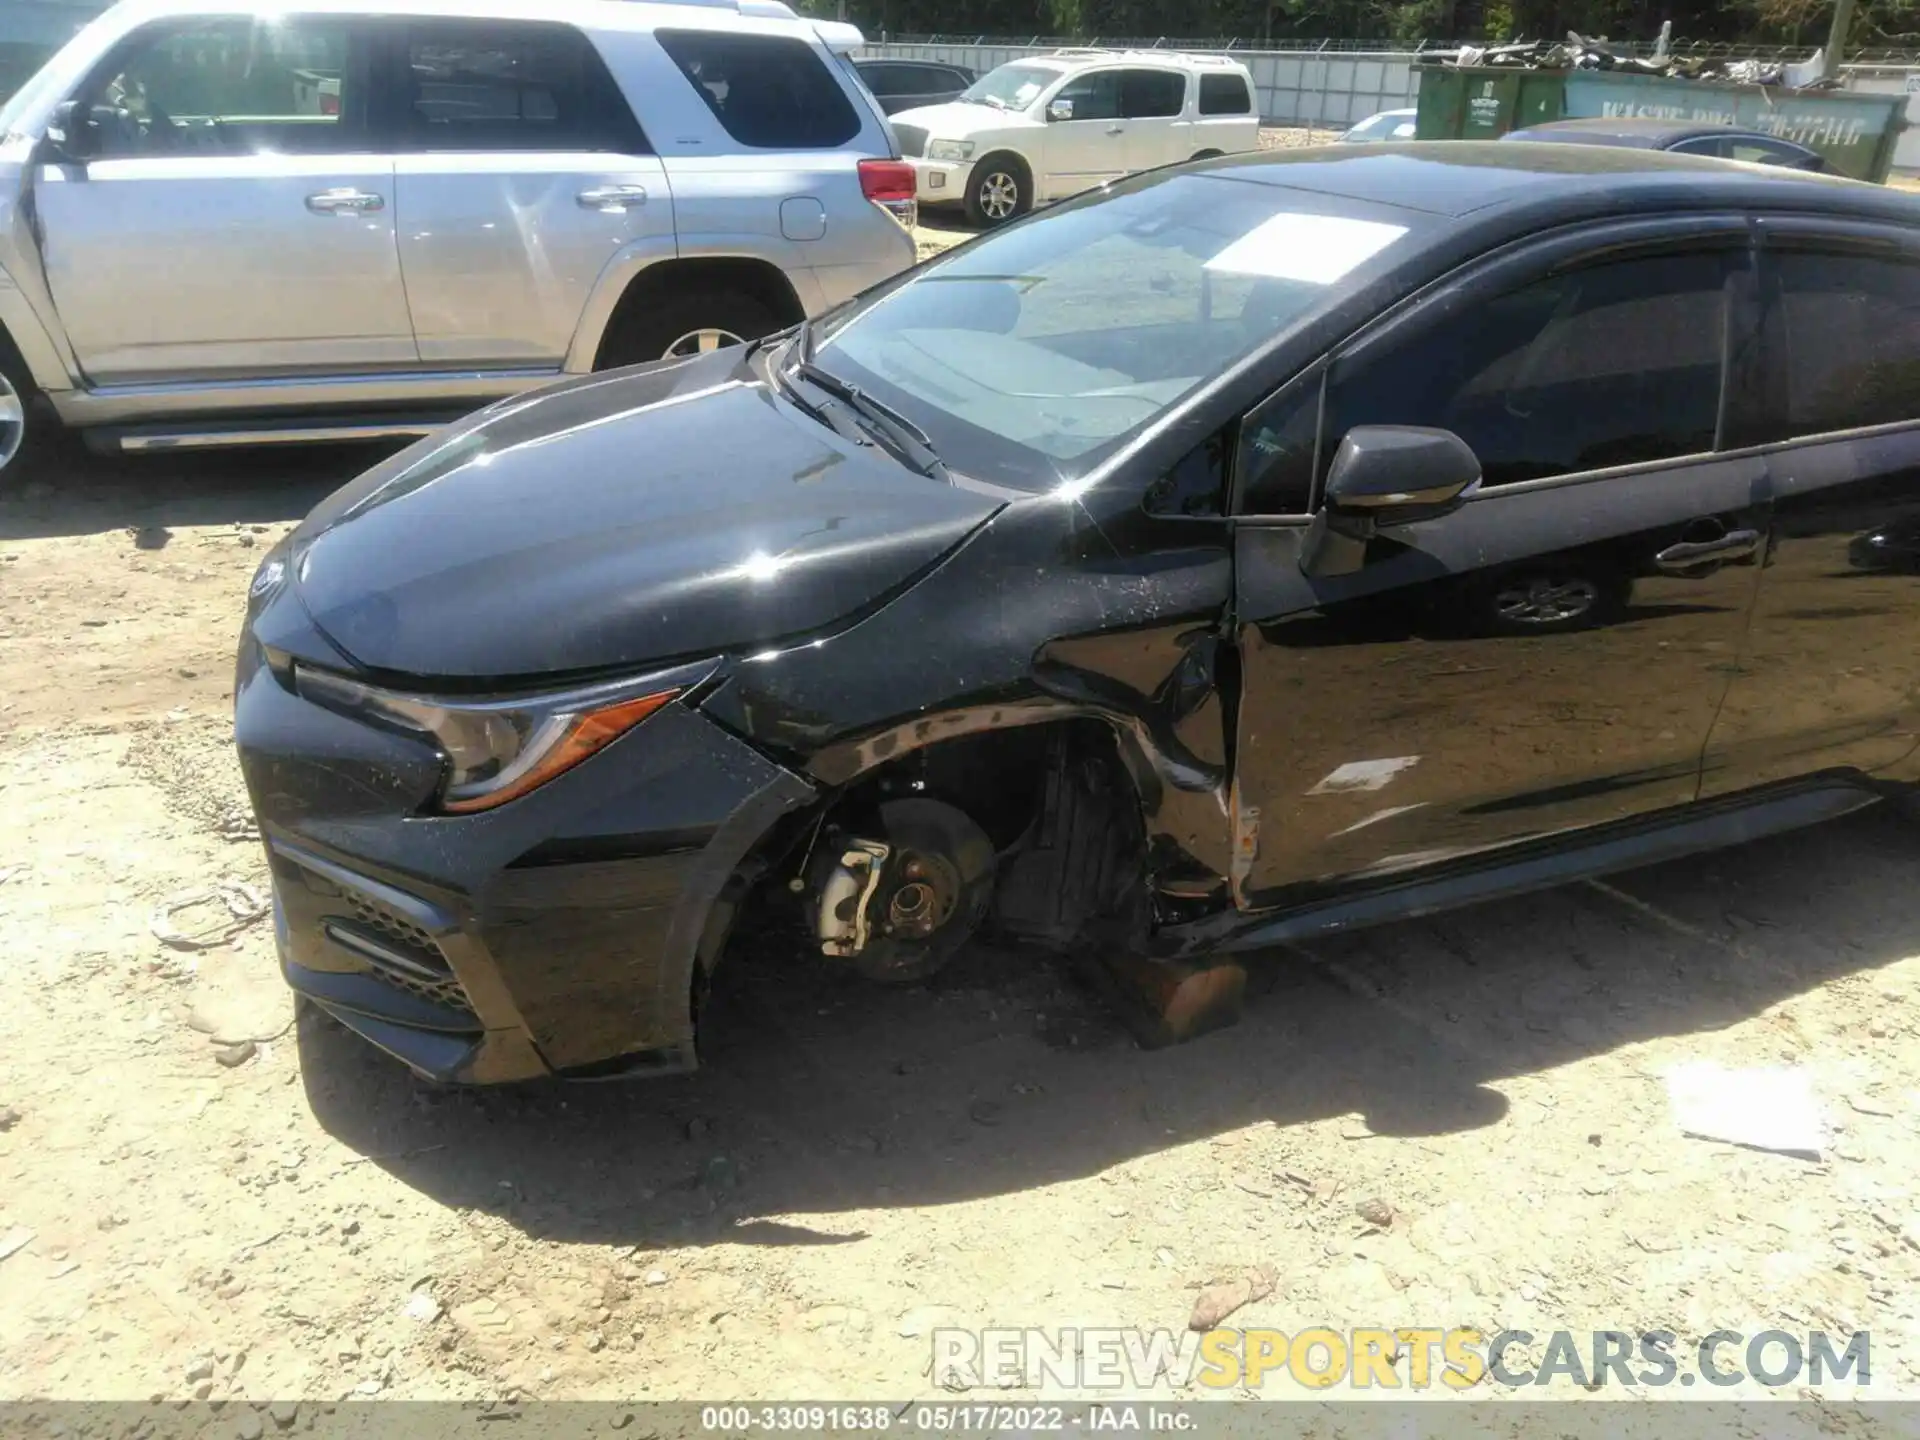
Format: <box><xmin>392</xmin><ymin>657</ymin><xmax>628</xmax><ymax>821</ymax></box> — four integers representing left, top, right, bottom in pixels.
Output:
<box><xmin>0</xmin><ymin>1227</ymin><xmax>35</xmax><ymax>1264</ymax></box>
<box><xmin>214</xmin><ymin>1041</ymin><xmax>256</xmax><ymax>1069</ymax></box>
<box><xmin>151</xmin><ymin>881</ymin><xmax>269</xmax><ymax>951</ymax></box>
<box><xmin>1188</xmin><ymin>1264</ymin><xmax>1278</xmax><ymax>1332</ymax></box>
<box><xmin>1432</xmin><ymin>32</ymin><xmax>1831</xmax><ymax>86</ymax></box>
<box><xmin>1355</xmin><ymin>1197</ymin><xmax>1396</xmax><ymax>1229</ymax></box>
<box><xmin>0</xmin><ymin>1104</ymin><xmax>20</xmax><ymax>1131</ymax></box>
<box><xmin>1665</xmin><ymin>1061</ymin><xmax>1825</xmax><ymax>1160</ymax></box>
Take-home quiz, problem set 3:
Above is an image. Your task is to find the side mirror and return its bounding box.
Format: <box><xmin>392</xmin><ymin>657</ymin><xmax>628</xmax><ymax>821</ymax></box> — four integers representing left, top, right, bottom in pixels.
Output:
<box><xmin>45</xmin><ymin>100</ymin><xmax>99</xmax><ymax>162</ymax></box>
<box><xmin>1300</xmin><ymin>425</ymin><xmax>1481</xmax><ymax>579</ymax></box>
<box><xmin>1047</xmin><ymin>98</ymin><xmax>1075</xmax><ymax>122</ymax></box>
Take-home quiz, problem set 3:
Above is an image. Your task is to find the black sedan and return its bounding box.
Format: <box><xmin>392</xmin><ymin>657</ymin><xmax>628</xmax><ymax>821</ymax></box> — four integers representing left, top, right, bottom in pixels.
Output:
<box><xmin>856</xmin><ymin>57</ymin><xmax>975</xmax><ymax>115</ymax></box>
<box><xmin>237</xmin><ymin>142</ymin><xmax>1920</xmax><ymax>1084</ymax></box>
<box><xmin>1503</xmin><ymin>116</ymin><xmax>1829</xmax><ymax>171</ymax></box>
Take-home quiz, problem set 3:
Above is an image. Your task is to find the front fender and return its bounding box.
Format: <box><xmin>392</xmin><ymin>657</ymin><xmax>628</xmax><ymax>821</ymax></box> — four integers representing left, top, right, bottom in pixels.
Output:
<box><xmin>0</xmin><ymin>257</ymin><xmax>75</xmax><ymax>395</ymax></box>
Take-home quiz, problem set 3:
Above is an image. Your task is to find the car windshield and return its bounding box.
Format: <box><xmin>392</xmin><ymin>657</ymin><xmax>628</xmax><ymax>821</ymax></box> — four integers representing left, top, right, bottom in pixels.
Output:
<box><xmin>959</xmin><ymin>62</ymin><xmax>1061</xmax><ymax>111</ymax></box>
<box><xmin>810</xmin><ymin>173</ymin><xmax>1421</xmax><ymax>493</ymax></box>
<box><xmin>1345</xmin><ymin>110</ymin><xmax>1411</xmax><ymax>141</ymax></box>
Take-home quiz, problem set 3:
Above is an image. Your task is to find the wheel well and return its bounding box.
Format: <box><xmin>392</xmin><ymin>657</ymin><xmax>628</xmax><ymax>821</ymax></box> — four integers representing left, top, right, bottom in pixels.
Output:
<box><xmin>1191</xmin><ymin>148</ymin><xmax>1225</xmax><ymax>161</ymax></box>
<box><xmin>973</xmin><ymin>149</ymin><xmax>1033</xmax><ymax>189</ymax></box>
<box><xmin>593</xmin><ymin>257</ymin><xmax>806</xmax><ymax>370</ymax></box>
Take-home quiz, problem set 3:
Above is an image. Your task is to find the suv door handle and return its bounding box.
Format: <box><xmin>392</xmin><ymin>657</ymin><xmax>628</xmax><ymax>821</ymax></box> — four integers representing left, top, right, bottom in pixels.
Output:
<box><xmin>1654</xmin><ymin>528</ymin><xmax>1762</xmax><ymax>574</ymax></box>
<box><xmin>577</xmin><ymin>184</ymin><xmax>648</xmax><ymax>212</ymax></box>
<box><xmin>305</xmin><ymin>188</ymin><xmax>384</xmax><ymax>215</ymax></box>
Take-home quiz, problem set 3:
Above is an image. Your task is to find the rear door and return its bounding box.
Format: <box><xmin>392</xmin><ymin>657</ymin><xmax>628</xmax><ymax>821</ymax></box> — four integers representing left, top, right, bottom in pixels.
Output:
<box><xmin>1195</xmin><ymin>71</ymin><xmax>1258</xmax><ymax>156</ymax></box>
<box><xmin>387</xmin><ymin>19</ymin><xmax>671</xmax><ymax>367</ymax></box>
<box><xmin>1701</xmin><ymin>220</ymin><xmax>1920</xmax><ymax>794</ymax></box>
<box><xmin>1229</xmin><ymin>226</ymin><xmax>1771</xmax><ymax>908</ymax></box>
<box><xmin>34</xmin><ymin>13</ymin><xmax>414</xmax><ymax>382</ymax></box>
<box><xmin>1118</xmin><ymin>66</ymin><xmax>1189</xmax><ymax>171</ymax></box>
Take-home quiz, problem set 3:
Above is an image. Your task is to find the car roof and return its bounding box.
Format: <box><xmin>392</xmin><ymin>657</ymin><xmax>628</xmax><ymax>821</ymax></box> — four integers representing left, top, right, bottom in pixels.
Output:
<box><xmin>1030</xmin><ymin>47</ymin><xmax>1252</xmax><ymax>72</ymax></box>
<box><xmin>99</xmin><ymin>0</ymin><xmax>833</xmax><ymax>38</ymax></box>
<box><xmin>1189</xmin><ymin>140</ymin><xmax>1893</xmax><ymax>223</ymax></box>
<box><xmin>1504</xmin><ymin>117</ymin><xmax>1787</xmax><ymax>148</ymax></box>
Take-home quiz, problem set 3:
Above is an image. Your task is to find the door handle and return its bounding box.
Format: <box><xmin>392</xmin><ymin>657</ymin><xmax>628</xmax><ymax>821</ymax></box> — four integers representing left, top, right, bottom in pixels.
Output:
<box><xmin>305</xmin><ymin>188</ymin><xmax>384</xmax><ymax>215</ymax></box>
<box><xmin>577</xmin><ymin>184</ymin><xmax>648</xmax><ymax>212</ymax></box>
<box><xmin>1654</xmin><ymin>528</ymin><xmax>1762</xmax><ymax>574</ymax></box>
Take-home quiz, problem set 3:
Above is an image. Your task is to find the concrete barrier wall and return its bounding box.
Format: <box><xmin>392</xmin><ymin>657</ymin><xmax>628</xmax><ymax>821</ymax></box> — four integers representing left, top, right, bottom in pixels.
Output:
<box><xmin>861</xmin><ymin>41</ymin><xmax>1422</xmax><ymax>127</ymax></box>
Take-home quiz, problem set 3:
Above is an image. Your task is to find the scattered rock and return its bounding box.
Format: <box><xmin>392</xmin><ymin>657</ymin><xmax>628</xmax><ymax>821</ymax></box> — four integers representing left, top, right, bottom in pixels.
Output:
<box><xmin>0</xmin><ymin>1105</ymin><xmax>19</xmax><ymax>1131</ymax></box>
<box><xmin>340</xmin><ymin>1220</ymin><xmax>360</xmax><ymax>1237</ymax></box>
<box><xmin>354</xmin><ymin>1379</ymin><xmax>382</xmax><ymax>1397</ymax></box>
<box><xmin>644</xmin><ymin>1270</ymin><xmax>668</xmax><ymax>1288</ymax></box>
<box><xmin>192</xmin><ymin>1380</ymin><xmax>214</xmax><ymax>1402</ymax></box>
<box><xmin>405</xmin><ymin>1292</ymin><xmax>442</xmax><ymax>1324</ymax></box>
<box><xmin>185</xmin><ymin>1356</ymin><xmax>216</xmax><ymax>1384</ymax></box>
<box><xmin>268</xmin><ymin>1402</ymin><xmax>299</xmax><ymax>1430</ymax></box>
<box><xmin>236</xmin><ymin>1412</ymin><xmax>264</xmax><ymax>1440</ymax></box>
<box><xmin>683</xmin><ymin>1118</ymin><xmax>710</xmax><ymax>1141</ymax></box>
<box><xmin>968</xmin><ymin>1100</ymin><xmax>1004</xmax><ymax>1127</ymax></box>
<box><xmin>1188</xmin><ymin>1265</ymin><xmax>1278</xmax><ymax>1332</ymax></box>
<box><xmin>609</xmin><ymin>1414</ymin><xmax>633</xmax><ymax>1431</ymax></box>
<box><xmin>1355</xmin><ymin>1198</ymin><xmax>1395</xmax><ymax>1229</ymax></box>
<box><xmin>215</xmin><ymin>1041</ymin><xmax>256</xmax><ymax>1069</ymax></box>
<box><xmin>586</xmin><ymin>1332</ymin><xmax>605</xmax><ymax>1353</ymax></box>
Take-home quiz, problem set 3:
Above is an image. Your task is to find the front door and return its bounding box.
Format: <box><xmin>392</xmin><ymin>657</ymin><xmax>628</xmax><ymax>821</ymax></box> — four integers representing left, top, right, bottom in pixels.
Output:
<box><xmin>35</xmin><ymin>15</ymin><xmax>415</xmax><ymax>383</ymax></box>
<box><xmin>389</xmin><ymin>19</ymin><xmax>674</xmax><ymax>367</ymax></box>
<box><xmin>1038</xmin><ymin>69</ymin><xmax>1128</xmax><ymax>199</ymax></box>
<box><xmin>1703</xmin><ymin>222</ymin><xmax>1920</xmax><ymax>794</ymax></box>
<box><xmin>1229</xmin><ymin>236</ymin><xmax>1771</xmax><ymax>909</ymax></box>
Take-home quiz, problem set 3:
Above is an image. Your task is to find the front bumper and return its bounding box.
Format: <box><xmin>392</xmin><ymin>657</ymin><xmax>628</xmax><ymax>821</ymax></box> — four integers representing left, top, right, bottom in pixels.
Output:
<box><xmin>908</xmin><ymin>157</ymin><xmax>969</xmax><ymax>203</ymax></box>
<box><xmin>235</xmin><ymin>642</ymin><xmax>815</xmax><ymax>1084</ymax></box>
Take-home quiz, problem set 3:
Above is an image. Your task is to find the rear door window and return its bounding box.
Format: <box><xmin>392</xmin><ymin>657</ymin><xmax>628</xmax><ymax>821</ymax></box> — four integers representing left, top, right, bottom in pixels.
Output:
<box><xmin>656</xmin><ymin>29</ymin><xmax>860</xmax><ymax>148</ymax></box>
<box><xmin>1121</xmin><ymin>69</ymin><xmax>1186</xmax><ymax>119</ymax></box>
<box><xmin>396</xmin><ymin>21</ymin><xmax>645</xmax><ymax>152</ymax></box>
<box><xmin>1759</xmin><ymin>249</ymin><xmax>1920</xmax><ymax>439</ymax></box>
<box><xmin>1199</xmin><ymin>73</ymin><xmax>1253</xmax><ymax>116</ymax></box>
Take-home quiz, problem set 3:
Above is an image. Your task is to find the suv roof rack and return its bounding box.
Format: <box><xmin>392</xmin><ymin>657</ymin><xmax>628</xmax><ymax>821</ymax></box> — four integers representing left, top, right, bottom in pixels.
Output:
<box><xmin>1043</xmin><ymin>46</ymin><xmax>1243</xmax><ymax>67</ymax></box>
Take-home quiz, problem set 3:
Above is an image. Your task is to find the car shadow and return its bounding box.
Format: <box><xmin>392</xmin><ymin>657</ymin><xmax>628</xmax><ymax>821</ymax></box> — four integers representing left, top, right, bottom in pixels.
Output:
<box><xmin>297</xmin><ymin>802</ymin><xmax>1920</xmax><ymax>1251</ymax></box>
<box><xmin>0</xmin><ymin>442</ymin><xmax>405</xmax><ymax>542</ymax></box>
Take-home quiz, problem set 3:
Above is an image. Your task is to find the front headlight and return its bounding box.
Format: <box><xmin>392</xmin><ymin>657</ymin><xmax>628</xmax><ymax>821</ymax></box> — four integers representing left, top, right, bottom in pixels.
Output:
<box><xmin>927</xmin><ymin>139</ymin><xmax>975</xmax><ymax>161</ymax></box>
<box><xmin>295</xmin><ymin>667</ymin><xmax>684</xmax><ymax>813</ymax></box>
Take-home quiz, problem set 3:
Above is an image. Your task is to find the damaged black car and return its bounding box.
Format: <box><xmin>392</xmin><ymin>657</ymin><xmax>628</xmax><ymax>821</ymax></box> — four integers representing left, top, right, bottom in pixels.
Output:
<box><xmin>236</xmin><ymin>142</ymin><xmax>1920</xmax><ymax>1084</ymax></box>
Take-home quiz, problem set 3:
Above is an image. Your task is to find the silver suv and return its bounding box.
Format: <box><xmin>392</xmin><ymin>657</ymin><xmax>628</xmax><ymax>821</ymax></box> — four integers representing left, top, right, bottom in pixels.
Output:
<box><xmin>0</xmin><ymin>0</ymin><xmax>917</xmax><ymax>484</ymax></box>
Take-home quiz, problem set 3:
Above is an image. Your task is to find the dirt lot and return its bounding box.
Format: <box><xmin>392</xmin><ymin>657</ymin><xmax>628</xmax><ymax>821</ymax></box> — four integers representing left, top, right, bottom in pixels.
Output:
<box><xmin>5</xmin><ymin>179</ymin><xmax>1920</xmax><ymax>1419</ymax></box>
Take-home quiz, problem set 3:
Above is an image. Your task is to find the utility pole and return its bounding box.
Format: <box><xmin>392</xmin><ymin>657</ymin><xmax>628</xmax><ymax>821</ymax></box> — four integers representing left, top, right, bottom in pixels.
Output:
<box><xmin>1822</xmin><ymin>0</ymin><xmax>1855</xmax><ymax>80</ymax></box>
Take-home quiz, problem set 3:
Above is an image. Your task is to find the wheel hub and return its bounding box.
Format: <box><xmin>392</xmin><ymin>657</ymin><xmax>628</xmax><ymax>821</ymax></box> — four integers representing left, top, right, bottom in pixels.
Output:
<box><xmin>980</xmin><ymin>172</ymin><xmax>1019</xmax><ymax>221</ymax></box>
<box><xmin>1495</xmin><ymin>577</ymin><xmax>1598</xmax><ymax>625</ymax></box>
<box><xmin>662</xmin><ymin>327</ymin><xmax>747</xmax><ymax>361</ymax></box>
<box><xmin>0</xmin><ymin>371</ymin><xmax>26</xmax><ymax>475</ymax></box>
<box><xmin>883</xmin><ymin>854</ymin><xmax>958</xmax><ymax>940</ymax></box>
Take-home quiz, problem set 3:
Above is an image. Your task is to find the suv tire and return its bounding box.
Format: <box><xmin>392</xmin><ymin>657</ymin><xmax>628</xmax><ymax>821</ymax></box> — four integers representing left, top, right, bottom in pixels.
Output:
<box><xmin>0</xmin><ymin>338</ymin><xmax>58</xmax><ymax>495</ymax></box>
<box><xmin>964</xmin><ymin>153</ymin><xmax>1030</xmax><ymax>228</ymax></box>
<box><xmin>599</xmin><ymin>289</ymin><xmax>782</xmax><ymax>370</ymax></box>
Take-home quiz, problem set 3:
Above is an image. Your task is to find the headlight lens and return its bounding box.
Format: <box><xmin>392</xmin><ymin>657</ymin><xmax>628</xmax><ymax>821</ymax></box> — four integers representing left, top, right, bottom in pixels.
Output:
<box><xmin>927</xmin><ymin>139</ymin><xmax>975</xmax><ymax>161</ymax></box>
<box><xmin>295</xmin><ymin>668</ymin><xmax>681</xmax><ymax>813</ymax></box>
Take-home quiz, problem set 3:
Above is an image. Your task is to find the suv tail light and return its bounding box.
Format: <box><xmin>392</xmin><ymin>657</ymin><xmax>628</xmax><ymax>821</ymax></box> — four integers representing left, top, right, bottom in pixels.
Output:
<box><xmin>859</xmin><ymin>159</ymin><xmax>916</xmax><ymax>203</ymax></box>
<box><xmin>859</xmin><ymin>158</ymin><xmax>918</xmax><ymax>234</ymax></box>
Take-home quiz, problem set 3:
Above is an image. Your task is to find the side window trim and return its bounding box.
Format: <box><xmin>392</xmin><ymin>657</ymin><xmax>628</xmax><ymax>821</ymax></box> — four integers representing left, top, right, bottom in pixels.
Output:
<box><xmin>1230</xmin><ymin>218</ymin><xmax>1757</xmax><ymax>519</ymax></box>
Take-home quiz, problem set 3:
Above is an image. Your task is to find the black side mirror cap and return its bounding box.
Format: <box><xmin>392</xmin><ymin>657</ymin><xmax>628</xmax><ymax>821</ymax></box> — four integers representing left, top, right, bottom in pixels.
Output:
<box><xmin>1300</xmin><ymin>425</ymin><xmax>1481</xmax><ymax>579</ymax></box>
<box><xmin>44</xmin><ymin>100</ymin><xmax>99</xmax><ymax>163</ymax></box>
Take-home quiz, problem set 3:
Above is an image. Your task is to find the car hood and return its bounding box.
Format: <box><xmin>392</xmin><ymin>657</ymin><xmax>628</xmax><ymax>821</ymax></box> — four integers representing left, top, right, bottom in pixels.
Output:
<box><xmin>892</xmin><ymin>100</ymin><xmax>1037</xmax><ymax>136</ymax></box>
<box><xmin>290</xmin><ymin>351</ymin><xmax>1004</xmax><ymax>683</ymax></box>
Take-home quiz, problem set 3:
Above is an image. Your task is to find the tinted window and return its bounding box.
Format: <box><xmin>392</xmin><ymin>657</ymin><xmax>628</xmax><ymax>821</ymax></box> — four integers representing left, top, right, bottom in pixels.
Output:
<box><xmin>657</xmin><ymin>30</ymin><xmax>859</xmax><ymax>148</ymax></box>
<box><xmin>1765</xmin><ymin>251</ymin><xmax>1920</xmax><ymax>438</ymax></box>
<box><xmin>1239</xmin><ymin>374</ymin><xmax>1322</xmax><ymax>515</ymax></box>
<box><xmin>84</xmin><ymin>18</ymin><xmax>362</xmax><ymax>156</ymax></box>
<box><xmin>1052</xmin><ymin>70</ymin><xmax>1121</xmax><ymax>122</ymax></box>
<box><xmin>1311</xmin><ymin>251</ymin><xmax>1729</xmax><ymax>492</ymax></box>
<box><xmin>856</xmin><ymin>61</ymin><xmax>902</xmax><ymax>93</ymax></box>
<box><xmin>1199</xmin><ymin>73</ymin><xmax>1253</xmax><ymax>116</ymax></box>
<box><xmin>400</xmin><ymin>22</ymin><xmax>641</xmax><ymax>152</ymax></box>
<box><xmin>1728</xmin><ymin>137</ymin><xmax>1814</xmax><ymax>167</ymax></box>
<box><xmin>1122</xmin><ymin>69</ymin><xmax>1186</xmax><ymax>120</ymax></box>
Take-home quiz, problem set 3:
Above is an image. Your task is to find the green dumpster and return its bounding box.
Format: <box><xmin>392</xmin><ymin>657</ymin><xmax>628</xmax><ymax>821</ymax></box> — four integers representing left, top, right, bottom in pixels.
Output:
<box><xmin>1415</xmin><ymin>63</ymin><xmax>1908</xmax><ymax>182</ymax></box>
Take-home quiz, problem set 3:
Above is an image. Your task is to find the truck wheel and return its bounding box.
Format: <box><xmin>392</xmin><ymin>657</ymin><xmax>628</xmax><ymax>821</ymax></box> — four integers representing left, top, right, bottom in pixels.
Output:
<box><xmin>0</xmin><ymin>343</ymin><xmax>58</xmax><ymax>494</ymax></box>
<box><xmin>598</xmin><ymin>288</ymin><xmax>783</xmax><ymax>370</ymax></box>
<box><xmin>964</xmin><ymin>154</ymin><xmax>1030</xmax><ymax>228</ymax></box>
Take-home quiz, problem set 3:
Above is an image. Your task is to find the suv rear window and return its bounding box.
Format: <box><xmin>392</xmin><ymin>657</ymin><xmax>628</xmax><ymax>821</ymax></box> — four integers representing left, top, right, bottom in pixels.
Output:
<box><xmin>656</xmin><ymin>30</ymin><xmax>859</xmax><ymax>149</ymax></box>
<box><xmin>1199</xmin><ymin>73</ymin><xmax>1253</xmax><ymax>116</ymax></box>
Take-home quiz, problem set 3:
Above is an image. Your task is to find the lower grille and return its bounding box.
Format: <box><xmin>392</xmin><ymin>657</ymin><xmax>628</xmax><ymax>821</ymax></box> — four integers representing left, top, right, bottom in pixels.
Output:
<box><xmin>892</xmin><ymin>122</ymin><xmax>928</xmax><ymax>158</ymax></box>
<box><xmin>321</xmin><ymin>890</ymin><xmax>476</xmax><ymax>1018</ymax></box>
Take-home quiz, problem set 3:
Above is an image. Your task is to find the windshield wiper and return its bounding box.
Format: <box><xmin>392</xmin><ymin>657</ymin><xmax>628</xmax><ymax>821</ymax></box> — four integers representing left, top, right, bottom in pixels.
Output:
<box><xmin>791</xmin><ymin>358</ymin><xmax>950</xmax><ymax>482</ymax></box>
